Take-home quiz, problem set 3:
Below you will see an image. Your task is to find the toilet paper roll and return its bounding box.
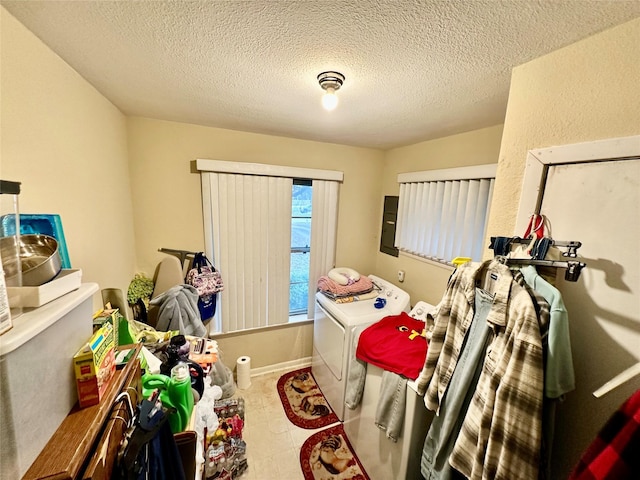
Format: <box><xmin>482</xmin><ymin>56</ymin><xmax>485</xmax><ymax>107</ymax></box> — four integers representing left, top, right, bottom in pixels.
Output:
<box><xmin>236</xmin><ymin>356</ymin><xmax>252</xmax><ymax>390</ymax></box>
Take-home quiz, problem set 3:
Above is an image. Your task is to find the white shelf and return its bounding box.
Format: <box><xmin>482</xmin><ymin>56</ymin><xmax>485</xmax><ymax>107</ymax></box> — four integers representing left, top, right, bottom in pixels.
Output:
<box><xmin>0</xmin><ymin>282</ymin><xmax>98</xmax><ymax>355</ymax></box>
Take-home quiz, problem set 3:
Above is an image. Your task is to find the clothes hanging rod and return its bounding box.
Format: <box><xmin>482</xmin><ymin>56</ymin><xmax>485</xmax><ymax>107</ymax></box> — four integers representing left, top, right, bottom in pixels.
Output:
<box><xmin>495</xmin><ymin>256</ymin><xmax>586</xmax><ymax>282</ymax></box>
<box><xmin>158</xmin><ymin>247</ymin><xmax>198</xmax><ymax>264</ymax></box>
<box><xmin>489</xmin><ymin>237</ymin><xmax>582</xmax><ymax>250</ymax></box>
<box><xmin>490</xmin><ymin>235</ymin><xmax>582</xmax><ymax>259</ymax></box>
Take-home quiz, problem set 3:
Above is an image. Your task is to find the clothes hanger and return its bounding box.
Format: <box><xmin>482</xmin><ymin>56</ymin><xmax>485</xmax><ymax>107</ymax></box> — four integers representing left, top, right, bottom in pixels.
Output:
<box><xmin>113</xmin><ymin>391</ymin><xmax>136</xmax><ymax>428</ymax></box>
<box><xmin>593</xmin><ymin>362</ymin><xmax>640</xmax><ymax>398</ymax></box>
<box><xmin>489</xmin><ymin>237</ymin><xmax>582</xmax><ymax>258</ymax></box>
<box><xmin>489</xmin><ymin>232</ymin><xmax>586</xmax><ymax>281</ymax></box>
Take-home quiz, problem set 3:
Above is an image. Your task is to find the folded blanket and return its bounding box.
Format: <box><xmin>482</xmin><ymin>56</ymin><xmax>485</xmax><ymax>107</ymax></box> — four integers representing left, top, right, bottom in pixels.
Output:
<box><xmin>334</xmin><ymin>291</ymin><xmax>379</xmax><ymax>303</ymax></box>
<box><xmin>317</xmin><ymin>275</ymin><xmax>374</xmax><ymax>296</ymax></box>
<box><xmin>320</xmin><ymin>289</ymin><xmax>375</xmax><ymax>301</ymax></box>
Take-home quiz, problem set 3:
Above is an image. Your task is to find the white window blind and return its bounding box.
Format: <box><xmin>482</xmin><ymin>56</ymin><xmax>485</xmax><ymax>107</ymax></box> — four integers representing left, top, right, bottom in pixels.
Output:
<box><xmin>396</xmin><ymin>164</ymin><xmax>496</xmax><ymax>263</ymax></box>
<box><xmin>206</xmin><ymin>172</ymin><xmax>292</xmax><ymax>332</ymax></box>
<box><xmin>198</xmin><ymin>159</ymin><xmax>343</xmax><ymax>333</ymax></box>
<box><xmin>307</xmin><ymin>179</ymin><xmax>340</xmax><ymax>318</ymax></box>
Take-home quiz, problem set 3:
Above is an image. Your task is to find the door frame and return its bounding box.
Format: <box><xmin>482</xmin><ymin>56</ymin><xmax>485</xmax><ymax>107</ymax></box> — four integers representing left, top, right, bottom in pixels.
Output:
<box><xmin>515</xmin><ymin>135</ymin><xmax>640</xmax><ymax>234</ymax></box>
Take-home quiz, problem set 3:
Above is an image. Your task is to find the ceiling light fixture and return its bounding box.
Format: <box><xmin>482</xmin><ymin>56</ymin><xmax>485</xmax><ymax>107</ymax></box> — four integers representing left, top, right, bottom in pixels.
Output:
<box><xmin>317</xmin><ymin>71</ymin><xmax>345</xmax><ymax>111</ymax></box>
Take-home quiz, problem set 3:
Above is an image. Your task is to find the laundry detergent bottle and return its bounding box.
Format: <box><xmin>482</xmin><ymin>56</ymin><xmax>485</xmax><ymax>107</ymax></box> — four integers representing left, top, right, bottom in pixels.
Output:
<box><xmin>142</xmin><ymin>362</ymin><xmax>194</xmax><ymax>433</ymax></box>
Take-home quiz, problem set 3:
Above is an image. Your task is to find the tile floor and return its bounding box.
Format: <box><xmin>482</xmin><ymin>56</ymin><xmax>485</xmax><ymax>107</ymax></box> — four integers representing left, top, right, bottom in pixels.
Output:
<box><xmin>231</xmin><ymin>369</ymin><xmax>327</xmax><ymax>480</ymax></box>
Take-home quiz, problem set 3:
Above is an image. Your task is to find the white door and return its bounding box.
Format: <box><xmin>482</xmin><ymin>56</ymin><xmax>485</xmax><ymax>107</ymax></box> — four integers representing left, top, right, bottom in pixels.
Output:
<box><xmin>516</xmin><ymin>136</ymin><xmax>640</xmax><ymax>478</ymax></box>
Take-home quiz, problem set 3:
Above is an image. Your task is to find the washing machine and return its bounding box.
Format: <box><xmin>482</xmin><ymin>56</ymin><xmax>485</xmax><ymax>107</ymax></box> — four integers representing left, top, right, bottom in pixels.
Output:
<box><xmin>312</xmin><ymin>274</ymin><xmax>410</xmax><ymax>422</ymax></box>
<box><xmin>343</xmin><ymin>301</ymin><xmax>436</xmax><ymax>480</ymax></box>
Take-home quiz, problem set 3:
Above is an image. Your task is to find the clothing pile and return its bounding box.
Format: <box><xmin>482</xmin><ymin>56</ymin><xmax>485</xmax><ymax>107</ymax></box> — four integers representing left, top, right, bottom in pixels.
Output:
<box><xmin>317</xmin><ymin>275</ymin><xmax>375</xmax><ymax>301</ymax></box>
<box><xmin>113</xmin><ymin>334</ymin><xmax>236</xmax><ymax>480</ymax></box>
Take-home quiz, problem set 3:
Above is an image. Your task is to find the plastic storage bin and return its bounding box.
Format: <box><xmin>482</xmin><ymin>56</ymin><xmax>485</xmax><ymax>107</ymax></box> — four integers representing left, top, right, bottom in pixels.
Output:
<box><xmin>0</xmin><ymin>213</ymin><xmax>71</xmax><ymax>269</ymax></box>
<box><xmin>0</xmin><ymin>283</ymin><xmax>98</xmax><ymax>479</ymax></box>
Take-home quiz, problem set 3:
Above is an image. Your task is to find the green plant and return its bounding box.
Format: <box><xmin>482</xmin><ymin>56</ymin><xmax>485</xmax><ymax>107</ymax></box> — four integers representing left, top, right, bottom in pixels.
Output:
<box><xmin>127</xmin><ymin>273</ymin><xmax>154</xmax><ymax>306</ymax></box>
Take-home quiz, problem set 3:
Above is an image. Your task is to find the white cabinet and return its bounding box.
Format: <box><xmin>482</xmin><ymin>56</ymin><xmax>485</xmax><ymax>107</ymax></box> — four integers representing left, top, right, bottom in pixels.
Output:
<box><xmin>0</xmin><ymin>283</ymin><xmax>98</xmax><ymax>479</ymax></box>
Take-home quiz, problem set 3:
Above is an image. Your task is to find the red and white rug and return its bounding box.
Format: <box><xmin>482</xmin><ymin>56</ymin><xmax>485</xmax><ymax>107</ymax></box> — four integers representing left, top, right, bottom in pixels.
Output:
<box><xmin>277</xmin><ymin>367</ymin><xmax>339</xmax><ymax>429</ymax></box>
<box><xmin>300</xmin><ymin>423</ymin><xmax>370</xmax><ymax>480</ymax></box>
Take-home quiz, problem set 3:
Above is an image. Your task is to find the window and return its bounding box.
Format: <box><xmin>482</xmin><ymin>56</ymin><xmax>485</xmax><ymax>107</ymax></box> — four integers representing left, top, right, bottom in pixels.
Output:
<box><xmin>290</xmin><ymin>180</ymin><xmax>312</xmax><ymax>314</ymax></box>
<box><xmin>396</xmin><ymin>164</ymin><xmax>496</xmax><ymax>264</ymax></box>
<box><xmin>197</xmin><ymin>159</ymin><xmax>342</xmax><ymax>333</ymax></box>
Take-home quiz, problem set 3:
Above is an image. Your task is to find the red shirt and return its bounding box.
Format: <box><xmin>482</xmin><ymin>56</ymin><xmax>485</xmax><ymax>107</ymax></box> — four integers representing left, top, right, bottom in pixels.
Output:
<box><xmin>356</xmin><ymin>312</ymin><xmax>428</xmax><ymax>380</ymax></box>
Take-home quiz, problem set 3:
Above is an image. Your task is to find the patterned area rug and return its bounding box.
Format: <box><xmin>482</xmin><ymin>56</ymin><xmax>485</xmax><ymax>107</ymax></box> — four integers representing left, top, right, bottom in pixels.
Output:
<box><xmin>300</xmin><ymin>423</ymin><xmax>370</xmax><ymax>480</ymax></box>
<box><xmin>277</xmin><ymin>367</ymin><xmax>339</xmax><ymax>429</ymax></box>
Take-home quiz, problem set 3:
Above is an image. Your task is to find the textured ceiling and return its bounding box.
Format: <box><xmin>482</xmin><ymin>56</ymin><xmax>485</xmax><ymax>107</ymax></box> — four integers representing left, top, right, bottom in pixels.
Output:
<box><xmin>2</xmin><ymin>1</ymin><xmax>639</xmax><ymax>149</ymax></box>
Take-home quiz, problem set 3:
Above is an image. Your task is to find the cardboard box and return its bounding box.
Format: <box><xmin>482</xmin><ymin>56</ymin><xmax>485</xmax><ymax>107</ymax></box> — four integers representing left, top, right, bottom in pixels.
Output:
<box><xmin>92</xmin><ymin>306</ymin><xmax>120</xmax><ymax>347</ymax></box>
<box><xmin>73</xmin><ymin>321</ymin><xmax>116</xmax><ymax>408</ymax></box>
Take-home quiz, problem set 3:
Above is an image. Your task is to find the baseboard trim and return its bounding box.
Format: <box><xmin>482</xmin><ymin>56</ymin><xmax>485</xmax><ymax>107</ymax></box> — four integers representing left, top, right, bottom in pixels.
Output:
<box><xmin>249</xmin><ymin>356</ymin><xmax>312</xmax><ymax>377</ymax></box>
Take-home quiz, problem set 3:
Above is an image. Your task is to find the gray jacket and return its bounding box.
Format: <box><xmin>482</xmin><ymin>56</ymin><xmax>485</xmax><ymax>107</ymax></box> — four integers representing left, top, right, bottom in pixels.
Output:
<box><xmin>150</xmin><ymin>284</ymin><xmax>206</xmax><ymax>337</ymax></box>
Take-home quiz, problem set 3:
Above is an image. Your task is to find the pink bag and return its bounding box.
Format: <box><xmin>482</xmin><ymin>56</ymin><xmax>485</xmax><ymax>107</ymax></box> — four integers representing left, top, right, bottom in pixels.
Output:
<box><xmin>185</xmin><ymin>253</ymin><xmax>224</xmax><ymax>296</ymax></box>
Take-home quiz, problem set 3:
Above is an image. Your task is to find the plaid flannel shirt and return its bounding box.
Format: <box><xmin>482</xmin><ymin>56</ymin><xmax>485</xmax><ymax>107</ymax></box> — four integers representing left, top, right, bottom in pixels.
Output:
<box><xmin>415</xmin><ymin>259</ymin><xmax>544</xmax><ymax>480</ymax></box>
<box><xmin>569</xmin><ymin>388</ymin><xmax>640</xmax><ymax>480</ymax></box>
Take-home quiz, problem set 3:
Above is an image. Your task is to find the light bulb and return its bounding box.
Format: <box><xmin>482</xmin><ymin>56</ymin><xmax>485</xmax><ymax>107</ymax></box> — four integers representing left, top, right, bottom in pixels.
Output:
<box><xmin>322</xmin><ymin>87</ymin><xmax>338</xmax><ymax>111</ymax></box>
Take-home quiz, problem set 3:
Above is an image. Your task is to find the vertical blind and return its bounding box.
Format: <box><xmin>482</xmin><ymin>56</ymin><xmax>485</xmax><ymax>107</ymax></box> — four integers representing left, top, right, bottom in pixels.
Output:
<box><xmin>396</xmin><ymin>165</ymin><xmax>496</xmax><ymax>263</ymax></box>
<box><xmin>198</xmin><ymin>159</ymin><xmax>343</xmax><ymax>333</ymax></box>
<box><xmin>307</xmin><ymin>179</ymin><xmax>340</xmax><ymax>319</ymax></box>
<box><xmin>205</xmin><ymin>172</ymin><xmax>292</xmax><ymax>332</ymax></box>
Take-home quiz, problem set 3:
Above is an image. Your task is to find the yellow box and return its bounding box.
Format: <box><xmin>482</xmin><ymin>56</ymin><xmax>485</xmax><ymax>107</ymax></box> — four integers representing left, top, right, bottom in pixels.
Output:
<box><xmin>92</xmin><ymin>306</ymin><xmax>120</xmax><ymax>347</ymax></box>
<box><xmin>73</xmin><ymin>321</ymin><xmax>116</xmax><ymax>408</ymax></box>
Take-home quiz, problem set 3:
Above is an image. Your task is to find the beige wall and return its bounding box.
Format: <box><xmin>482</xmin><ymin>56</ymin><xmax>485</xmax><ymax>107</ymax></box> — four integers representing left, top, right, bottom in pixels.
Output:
<box><xmin>374</xmin><ymin>125</ymin><xmax>504</xmax><ymax>306</ymax></box>
<box><xmin>212</xmin><ymin>322</ymin><xmax>314</xmax><ymax>379</ymax></box>
<box><xmin>0</xmin><ymin>7</ymin><xmax>136</xmax><ymax>311</ymax></box>
<box><xmin>127</xmin><ymin>117</ymin><xmax>384</xmax><ymax>277</ymax></box>
<box><xmin>487</xmin><ymin>18</ymin><xmax>640</xmax><ymax>478</ymax></box>
<box><xmin>126</xmin><ymin>116</ymin><xmax>384</xmax><ymax>368</ymax></box>
<box><xmin>487</xmin><ymin>18</ymin><xmax>640</xmax><ymax>239</ymax></box>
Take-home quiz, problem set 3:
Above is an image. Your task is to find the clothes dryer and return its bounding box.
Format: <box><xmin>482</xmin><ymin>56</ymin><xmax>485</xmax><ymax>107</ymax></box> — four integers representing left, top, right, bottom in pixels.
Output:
<box><xmin>312</xmin><ymin>275</ymin><xmax>410</xmax><ymax>421</ymax></box>
<box><xmin>344</xmin><ymin>301</ymin><xmax>436</xmax><ymax>480</ymax></box>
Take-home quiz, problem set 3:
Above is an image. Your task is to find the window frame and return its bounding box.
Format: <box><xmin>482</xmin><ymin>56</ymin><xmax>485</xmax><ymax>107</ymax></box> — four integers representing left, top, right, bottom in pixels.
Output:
<box><xmin>290</xmin><ymin>179</ymin><xmax>312</xmax><ymax>316</ymax></box>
